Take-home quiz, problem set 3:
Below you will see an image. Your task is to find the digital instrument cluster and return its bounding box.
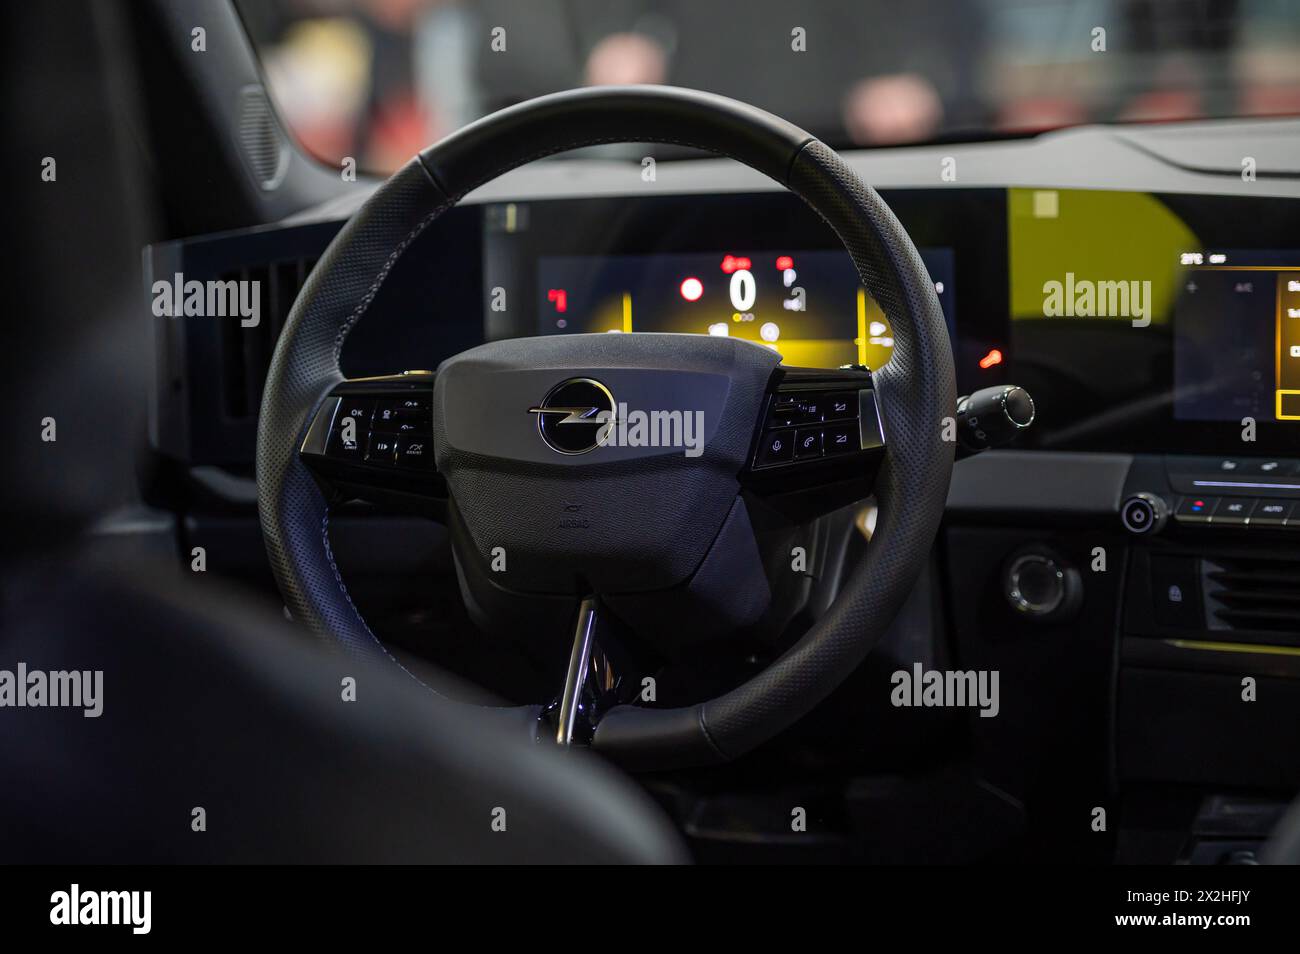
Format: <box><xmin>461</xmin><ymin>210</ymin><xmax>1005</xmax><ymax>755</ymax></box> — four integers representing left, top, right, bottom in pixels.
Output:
<box><xmin>535</xmin><ymin>248</ymin><xmax>955</xmax><ymax>370</ymax></box>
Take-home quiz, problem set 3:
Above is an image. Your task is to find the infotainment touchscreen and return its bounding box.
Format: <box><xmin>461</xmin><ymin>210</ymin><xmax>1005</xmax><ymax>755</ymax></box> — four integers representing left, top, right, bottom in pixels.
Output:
<box><xmin>1173</xmin><ymin>250</ymin><xmax>1300</xmax><ymax>423</ymax></box>
<box><xmin>536</xmin><ymin>249</ymin><xmax>954</xmax><ymax>370</ymax></box>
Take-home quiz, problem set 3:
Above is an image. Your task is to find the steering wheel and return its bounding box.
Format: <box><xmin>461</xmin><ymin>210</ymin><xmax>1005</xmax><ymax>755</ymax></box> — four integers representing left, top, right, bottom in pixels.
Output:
<box><xmin>256</xmin><ymin>86</ymin><xmax>955</xmax><ymax>771</ymax></box>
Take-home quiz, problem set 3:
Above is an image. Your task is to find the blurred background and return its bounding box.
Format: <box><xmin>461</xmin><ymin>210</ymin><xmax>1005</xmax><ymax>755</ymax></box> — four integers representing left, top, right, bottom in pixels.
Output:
<box><xmin>236</xmin><ymin>0</ymin><xmax>1300</xmax><ymax>173</ymax></box>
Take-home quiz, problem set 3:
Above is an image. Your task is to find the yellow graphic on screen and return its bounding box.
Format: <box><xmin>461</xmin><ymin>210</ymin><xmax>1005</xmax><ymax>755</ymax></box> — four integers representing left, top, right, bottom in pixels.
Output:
<box><xmin>1008</xmin><ymin>189</ymin><xmax>1195</xmax><ymax>325</ymax></box>
<box><xmin>586</xmin><ymin>277</ymin><xmax>892</xmax><ymax>369</ymax></box>
<box><xmin>1275</xmin><ymin>271</ymin><xmax>1300</xmax><ymax>419</ymax></box>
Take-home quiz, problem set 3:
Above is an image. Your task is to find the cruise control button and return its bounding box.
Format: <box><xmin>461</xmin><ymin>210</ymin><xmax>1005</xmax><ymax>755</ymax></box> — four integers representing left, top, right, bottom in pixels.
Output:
<box><xmin>823</xmin><ymin>423</ymin><xmax>856</xmax><ymax>454</ymax></box>
<box><xmin>1250</xmin><ymin>498</ymin><xmax>1294</xmax><ymax>528</ymax></box>
<box><xmin>794</xmin><ymin>429</ymin><xmax>823</xmax><ymax>460</ymax></box>
<box><xmin>371</xmin><ymin>415</ymin><xmax>428</xmax><ymax>436</ymax></box>
<box><xmin>756</xmin><ymin>429</ymin><xmax>795</xmax><ymax>467</ymax></box>
<box><xmin>825</xmin><ymin>392</ymin><xmax>857</xmax><ymax>422</ymax></box>
<box><xmin>365</xmin><ymin>431</ymin><xmax>399</xmax><ymax>466</ymax></box>
<box><xmin>377</xmin><ymin>400</ymin><xmax>431</xmax><ymax>428</ymax></box>
<box><xmin>1174</xmin><ymin>496</ymin><xmax>1217</xmax><ymax>524</ymax></box>
<box><xmin>396</xmin><ymin>434</ymin><xmax>433</xmax><ymax>469</ymax></box>
<box><xmin>1214</xmin><ymin>498</ymin><xmax>1252</xmax><ymax>526</ymax></box>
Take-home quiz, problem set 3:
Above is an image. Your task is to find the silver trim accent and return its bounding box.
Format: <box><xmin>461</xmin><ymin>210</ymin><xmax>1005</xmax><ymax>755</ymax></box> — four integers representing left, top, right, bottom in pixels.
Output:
<box><xmin>555</xmin><ymin>597</ymin><xmax>600</xmax><ymax>745</ymax></box>
<box><xmin>300</xmin><ymin>397</ymin><xmax>341</xmax><ymax>456</ymax></box>
<box><xmin>1192</xmin><ymin>479</ymin><xmax>1300</xmax><ymax>491</ymax></box>
<box><xmin>858</xmin><ymin>387</ymin><xmax>886</xmax><ymax>450</ymax></box>
<box><xmin>1006</xmin><ymin>554</ymin><xmax>1066</xmax><ymax>616</ymax></box>
<box><xmin>1001</xmin><ymin>386</ymin><xmax>1036</xmax><ymax>428</ymax></box>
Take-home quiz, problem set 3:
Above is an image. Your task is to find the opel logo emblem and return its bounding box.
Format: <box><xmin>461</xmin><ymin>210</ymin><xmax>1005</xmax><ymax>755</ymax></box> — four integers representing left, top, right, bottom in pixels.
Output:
<box><xmin>528</xmin><ymin>378</ymin><xmax>616</xmax><ymax>455</ymax></box>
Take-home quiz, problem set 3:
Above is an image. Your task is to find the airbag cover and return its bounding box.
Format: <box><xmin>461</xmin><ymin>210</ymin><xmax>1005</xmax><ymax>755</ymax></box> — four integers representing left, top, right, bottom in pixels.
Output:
<box><xmin>432</xmin><ymin>334</ymin><xmax>779</xmax><ymax>594</ymax></box>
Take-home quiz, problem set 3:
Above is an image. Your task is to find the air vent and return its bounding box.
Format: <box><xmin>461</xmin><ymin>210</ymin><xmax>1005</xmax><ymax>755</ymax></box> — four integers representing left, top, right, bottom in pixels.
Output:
<box><xmin>237</xmin><ymin>85</ymin><xmax>289</xmax><ymax>191</ymax></box>
<box><xmin>218</xmin><ymin>257</ymin><xmax>316</xmax><ymax>420</ymax></box>
<box><xmin>1203</xmin><ymin>556</ymin><xmax>1300</xmax><ymax>641</ymax></box>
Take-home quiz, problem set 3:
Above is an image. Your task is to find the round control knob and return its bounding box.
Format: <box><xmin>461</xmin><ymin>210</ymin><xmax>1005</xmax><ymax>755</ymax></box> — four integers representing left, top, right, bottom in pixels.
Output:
<box><xmin>1006</xmin><ymin>554</ymin><xmax>1063</xmax><ymax>616</ymax></box>
<box><xmin>1121</xmin><ymin>492</ymin><xmax>1168</xmax><ymax>535</ymax></box>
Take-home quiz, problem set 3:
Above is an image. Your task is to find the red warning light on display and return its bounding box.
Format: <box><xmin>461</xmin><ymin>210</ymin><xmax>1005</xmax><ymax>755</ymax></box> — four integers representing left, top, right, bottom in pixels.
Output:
<box><xmin>547</xmin><ymin>288</ymin><xmax>567</xmax><ymax>313</ymax></box>
<box><xmin>978</xmin><ymin>348</ymin><xmax>1003</xmax><ymax>369</ymax></box>
<box><xmin>720</xmin><ymin>255</ymin><xmax>752</xmax><ymax>274</ymax></box>
<box><xmin>775</xmin><ymin>255</ymin><xmax>794</xmax><ymax>271</ymax></box>
<box><xmin>680</xmin><ymin>277</ymin><xmax>704</xmax><ymax>301</ymax></box>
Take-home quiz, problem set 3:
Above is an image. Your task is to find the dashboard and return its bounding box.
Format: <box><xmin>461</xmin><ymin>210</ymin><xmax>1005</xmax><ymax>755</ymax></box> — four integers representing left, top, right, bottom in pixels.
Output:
<box><xmin>139</xmin><ymin>132</ymin><xmax>1300</xmax><ymax>812</ymax></box>
<box><xmin>147</xmin><ymin>184</ymin><xmax>1300</xmax><ymax>466</ymax></box>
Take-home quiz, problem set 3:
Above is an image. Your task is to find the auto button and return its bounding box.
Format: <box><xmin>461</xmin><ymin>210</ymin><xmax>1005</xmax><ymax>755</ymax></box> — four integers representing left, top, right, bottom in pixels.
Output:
<box><xmin>1250</xmin><ymin>499</ymin><xmax>1294</xmax><ymax>528</ymax></box>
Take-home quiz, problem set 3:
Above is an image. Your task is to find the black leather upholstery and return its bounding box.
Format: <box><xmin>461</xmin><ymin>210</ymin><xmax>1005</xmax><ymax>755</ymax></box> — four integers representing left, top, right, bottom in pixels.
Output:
<box><xmin>256</xmin><ymin>85</ymin><xmax>955</xmax><ymax>769</ymax></box>
<box><xmin>0</xmin><ymin>561</ymin><xmax>687</xmax><ymax>863</ymax></box>
<box><xmin>6</xmin><ymin>6</ymin><xmax>688</xmax><ymax>864</ymax></box>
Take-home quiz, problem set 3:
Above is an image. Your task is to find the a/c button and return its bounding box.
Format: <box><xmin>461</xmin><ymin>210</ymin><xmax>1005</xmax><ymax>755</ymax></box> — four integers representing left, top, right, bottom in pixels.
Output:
<box><xmin>1213</xmin><ymin>498</ymin><xmax>1252</xmax><ymax>526</ymax></box>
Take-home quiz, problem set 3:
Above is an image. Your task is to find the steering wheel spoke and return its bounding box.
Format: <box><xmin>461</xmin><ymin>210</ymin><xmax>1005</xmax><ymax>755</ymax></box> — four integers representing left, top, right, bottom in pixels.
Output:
<box><xmin>298</xmin><ymin>371</ymin><xmax>446</xmax><ymax>513</ymax></box>
<box><xmin>741</xmin><ymin>365</ymin><xmax>886</xmax><ymax>517</ymax></box>
<box><xmin>544</xmin><ymin>597</ymin><xmax>630</xmax><ymax>746</ymax></box>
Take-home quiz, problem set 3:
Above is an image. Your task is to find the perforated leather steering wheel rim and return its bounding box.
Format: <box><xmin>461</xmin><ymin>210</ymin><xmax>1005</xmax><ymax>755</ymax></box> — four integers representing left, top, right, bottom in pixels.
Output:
<box><xmin>256</xmin><ymin>86</ymin><xmax>955</xmax><ymax>770</ymax></box>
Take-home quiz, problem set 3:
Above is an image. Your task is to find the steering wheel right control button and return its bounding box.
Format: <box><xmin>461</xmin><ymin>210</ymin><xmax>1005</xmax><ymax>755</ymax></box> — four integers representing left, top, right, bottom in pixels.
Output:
<box><xmin>794</xmin><ymin>429</ymin><xmax>823</xmax><ymax>460</ymax></box>
<box><xmin>756</xmin><ymin>429</ymin><xmax>795</xmax><ymax>466</ymax></box>
<box><xmin>824</xmin><ymin>423</ymin><xmax>856</xmax><ymax>454</ymax></box>
<box><xmin>822</xmin><ymin>392</ymin><xmax>853</xmax><ymax>421</ymax></box>
<box><xmin>752</xmin><ymin>385</ymin><xmax>870</xmax><ymax>470</ymax></box>
<box><xmin>1120</xmin><ymin>492</ymin><xmax>1168</xmax><ymax>534</ymax></box>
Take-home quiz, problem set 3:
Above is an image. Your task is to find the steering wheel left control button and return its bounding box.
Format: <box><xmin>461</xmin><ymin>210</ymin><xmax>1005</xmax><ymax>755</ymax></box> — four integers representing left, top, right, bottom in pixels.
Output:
<box><xmin>326</xmin><ymin>399</ymin><xmax>374</xmax><ymax>460</ymax></box>
<box><xmin>365</xmin><ymin>431</ymin><xmax>399</xmax><ymax>466</ymax></box>
<box><xmin>756</xmin><ymin>428</ymin><xmax>795</xmax><ymax>467</ymax></box>
<box><xmin>396</xmin><ymin>434</ymin><xmax>433</xmax><ymax>469</ymax></box>
<box><xmin>374</xmin><ymin>396</ymin><xmax>431</xmax><ymax>430</ymax></box>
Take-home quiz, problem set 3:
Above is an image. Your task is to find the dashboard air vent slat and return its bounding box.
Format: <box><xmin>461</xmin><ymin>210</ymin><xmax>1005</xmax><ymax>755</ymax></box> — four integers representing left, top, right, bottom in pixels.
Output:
<box><xmin>218</xmin><ymin>259</ymin><xmax>312</xmax><ymax>421</ymax></box>
<box><xmin>1203</xmin><ymin>557</ymin><xmax>1300</xmax><ymax>639</ymax></box>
